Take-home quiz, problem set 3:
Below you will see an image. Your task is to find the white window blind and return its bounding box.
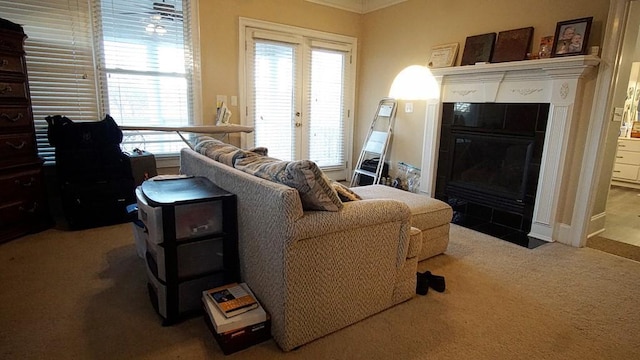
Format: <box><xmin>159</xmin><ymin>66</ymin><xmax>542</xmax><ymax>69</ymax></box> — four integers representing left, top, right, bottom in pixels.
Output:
<box><xmin>94</xmin><ymin>0</ymin><xmax>196</xmax><ymax>155</ymax></box>
<box><xmin>306</xmin><ymin>44</ymin><xmax>348</xmax><ymax>168</ymax></box>
<box><xmin>249</xmin><ymin>37</ymin><xmax>299</xmax><ymax>161</ymax></box>
<box><xmin>0</xmin><ymin>0</ymin><xmax>99</xmax><ymax>164</ymax></box>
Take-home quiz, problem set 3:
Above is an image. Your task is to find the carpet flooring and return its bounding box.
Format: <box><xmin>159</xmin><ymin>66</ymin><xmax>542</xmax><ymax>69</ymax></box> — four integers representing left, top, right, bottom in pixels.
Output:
<box><xmin>1</xmin><ymin>223</ymin><xmax>639</xmax><ymax>359</ymax></box>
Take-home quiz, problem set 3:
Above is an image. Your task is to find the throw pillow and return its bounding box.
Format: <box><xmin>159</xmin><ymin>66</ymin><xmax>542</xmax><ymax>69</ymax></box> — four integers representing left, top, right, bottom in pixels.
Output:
<box><xmin>195</xmin><ymin>137</ymin><xmax>256</xmax><ymax>167</ymax></box>
<box><xmin>247</xmin><ymin>146</ymin><xmax>268</xmax><ymax>156</ymax></box>
<box><xmin>235</xmin><ymin>156</ymin><xmax>343</xmax><ymax>211</ymax></box>
<box><xmin>331</xmin><ymin>181</ymin><xmax>362</xmax><ymax>202</ymax></box>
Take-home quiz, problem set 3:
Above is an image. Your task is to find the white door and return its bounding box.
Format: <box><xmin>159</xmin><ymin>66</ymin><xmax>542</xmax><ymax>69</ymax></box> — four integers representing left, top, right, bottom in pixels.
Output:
<box><xmin>244</xmin><ymin>25</ymin><xmax>354</xmax><ymax>180</ymax></box>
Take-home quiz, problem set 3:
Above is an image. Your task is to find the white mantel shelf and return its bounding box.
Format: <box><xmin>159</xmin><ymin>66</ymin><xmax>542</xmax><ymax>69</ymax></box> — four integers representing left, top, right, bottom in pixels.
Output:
<box><xmin>429</xmin><ymin>55</ymin><xmax>600</xmax><ymax>77</ymax></box>
<box><xmin>420</xmin><ymin>55</ymin><xmax>601</xmax><ymax>245</ymax></box>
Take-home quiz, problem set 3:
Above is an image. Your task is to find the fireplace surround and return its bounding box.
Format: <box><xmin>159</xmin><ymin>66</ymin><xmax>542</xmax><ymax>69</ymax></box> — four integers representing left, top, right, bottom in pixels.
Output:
<box><xmin>420</xmin><ymin>55</ymin><xmax>600</xmax><ymax>246</ymax></box>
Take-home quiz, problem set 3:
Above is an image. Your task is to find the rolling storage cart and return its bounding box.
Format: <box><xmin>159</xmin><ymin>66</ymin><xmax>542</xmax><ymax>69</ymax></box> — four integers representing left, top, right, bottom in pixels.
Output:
<box><xmin>136</xmin><ymin>176</ymin><xmax>240</xmax><ymax>325</ymax></box>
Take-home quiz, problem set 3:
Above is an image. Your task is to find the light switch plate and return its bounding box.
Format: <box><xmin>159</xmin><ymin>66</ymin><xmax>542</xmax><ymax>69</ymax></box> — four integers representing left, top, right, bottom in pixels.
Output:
<box><xmin>405</xmin><ymin>102</ymin><xmax>413</xmax><ymax>113</ymax></box>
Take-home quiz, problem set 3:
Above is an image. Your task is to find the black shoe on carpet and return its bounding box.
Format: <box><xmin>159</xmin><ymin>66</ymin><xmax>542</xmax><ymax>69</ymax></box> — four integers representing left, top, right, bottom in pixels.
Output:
<box><xmin>426</xmin><ymin>272</ymin><xmax>446</xmax><ymax>293</ymax></box>
<box><xmin>416</xmin><ymin>271</ymin><xmax>429</xmax><ymax>295</ymax></box>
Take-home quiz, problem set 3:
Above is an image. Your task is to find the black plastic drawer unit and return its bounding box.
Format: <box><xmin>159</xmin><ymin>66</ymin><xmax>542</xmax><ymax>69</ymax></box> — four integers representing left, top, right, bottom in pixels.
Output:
<box><xmin>136</xmin><ymin>176</ymin><xmax>240</xmax><ymax>325</ymax></box>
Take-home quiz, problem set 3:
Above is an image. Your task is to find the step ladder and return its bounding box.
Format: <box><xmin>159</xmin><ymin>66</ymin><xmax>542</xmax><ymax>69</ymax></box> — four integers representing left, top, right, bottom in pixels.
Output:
<box><xmin>350</xmin><ymin>98</ymin><xmax>397</xmax><ymax>187</ymax></box>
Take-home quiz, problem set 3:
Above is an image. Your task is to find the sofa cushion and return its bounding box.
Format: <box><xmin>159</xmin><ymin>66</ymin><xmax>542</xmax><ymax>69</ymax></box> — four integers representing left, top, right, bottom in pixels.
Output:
<box><xmin>235</xmin><ymin>156</ymin><xmax>343</xmax><ymax>211</ymax></box>
<box><xmin>351</xmin><ymin>185</ymin><xmax>452</xmax><ymax>231</ymax></box>
<box><xmin>194</xmin><ymin>138</ymin><xmax>256</xmax><ymax>167</ymax></box>
<box><xmin>331</xmin><ymin>181</ymin><xmax>362</xmax><ymax>202</ymax></box>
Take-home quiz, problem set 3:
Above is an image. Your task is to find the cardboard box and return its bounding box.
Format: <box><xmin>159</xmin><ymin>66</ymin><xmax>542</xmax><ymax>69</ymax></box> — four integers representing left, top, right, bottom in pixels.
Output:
<box><xmin>204</xmin><ymin>313</ymin><xmax>271</xmax><ymax>355</ymax></box>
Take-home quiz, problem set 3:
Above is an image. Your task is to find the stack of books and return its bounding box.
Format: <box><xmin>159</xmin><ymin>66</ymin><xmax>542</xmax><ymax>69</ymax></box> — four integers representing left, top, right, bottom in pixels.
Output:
<box><xmin>202</xmin><ymin>282</ymin><xmax>271</xmax><ymax>355</ymax></box>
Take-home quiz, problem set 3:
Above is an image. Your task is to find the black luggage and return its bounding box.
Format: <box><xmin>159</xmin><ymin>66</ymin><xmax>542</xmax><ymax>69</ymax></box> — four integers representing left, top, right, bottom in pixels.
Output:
<box><xmin>46</xmin><ymin>114</ymin><xmax>136</xmax><ymax>230</ymax></box>
<box><xmin>60</xmin><ymin>178</ymin><xmax>136</xmax><ymax>230</ymax></box>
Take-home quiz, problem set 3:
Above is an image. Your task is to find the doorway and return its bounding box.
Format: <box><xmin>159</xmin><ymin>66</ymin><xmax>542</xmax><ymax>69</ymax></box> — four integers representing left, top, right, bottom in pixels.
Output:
<box><xmin>587</xmin><ymin>0</ymin><xmax>640</xmax><ymax>261</ymax></box>
<box><xmin>239</xmin><ymin>18</ymin><xmax>357</xmax><ymax>181</ymax></box>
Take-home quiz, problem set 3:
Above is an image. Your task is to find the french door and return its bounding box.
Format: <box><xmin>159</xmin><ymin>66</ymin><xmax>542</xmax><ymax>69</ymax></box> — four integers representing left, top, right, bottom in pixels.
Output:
<box><xmin>241</xmin><ymin>19</ymin><xmax>356</xmax><ymax>180</ymax></box>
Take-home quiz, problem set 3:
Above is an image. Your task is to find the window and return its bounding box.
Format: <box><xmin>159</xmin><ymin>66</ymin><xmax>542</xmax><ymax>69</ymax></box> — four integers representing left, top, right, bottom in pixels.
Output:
<box><xmin>95</xmin><ymin>0</ymin><xmax>200</xmax><ymax>155</ymax></box>
<box><xmin>241</xmin><ymin>18</ymin><xmax>356</xmax><ymax>181</ymax></box>
<box><xmin>0</xmin><ymin>0</ymin><xmax>200</xmax><ymax>163</ymax></box>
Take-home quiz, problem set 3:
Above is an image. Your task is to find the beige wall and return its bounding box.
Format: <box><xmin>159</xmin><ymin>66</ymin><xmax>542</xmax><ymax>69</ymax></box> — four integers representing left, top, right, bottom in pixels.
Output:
<box><xmin>197</xmin><ymin>0</ymin><xmax>610</xmax><ymax>177</ymax></box>
<box><xmin>197</xmin><ymin>0</ymin><xmax>360</xmax><ymax>144</ymax></box>
<box><xmin>358</xmin><ymin>0</ymin><xmax>610</xmax><ymax>177</ymax></box>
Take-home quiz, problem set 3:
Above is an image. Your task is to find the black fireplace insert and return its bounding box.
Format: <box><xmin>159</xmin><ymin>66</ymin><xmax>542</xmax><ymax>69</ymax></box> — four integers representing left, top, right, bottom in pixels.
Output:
<box><xmin>436</xmin><ymin>102</ymin><xmax>549</xmax><ymax>247</ymax></box>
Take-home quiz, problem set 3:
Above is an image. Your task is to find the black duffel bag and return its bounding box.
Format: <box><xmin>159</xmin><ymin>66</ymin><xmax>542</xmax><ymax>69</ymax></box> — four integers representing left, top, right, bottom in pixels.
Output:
<box><xmin>46</xmin><ymin>114</ymin><xmax>123</xmax><ymax>149</ymax></box>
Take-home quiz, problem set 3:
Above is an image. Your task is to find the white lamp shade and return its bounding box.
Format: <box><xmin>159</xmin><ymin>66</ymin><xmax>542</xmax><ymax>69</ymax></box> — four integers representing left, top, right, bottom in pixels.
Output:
<box><xmin>389</xmin><ymin>65</ymin><xmax>439</xmax><ymax>100</ymax></box>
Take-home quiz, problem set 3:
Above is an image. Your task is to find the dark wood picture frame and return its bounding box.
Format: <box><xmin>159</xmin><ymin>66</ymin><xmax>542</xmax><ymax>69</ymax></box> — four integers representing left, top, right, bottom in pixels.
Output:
<box><xmin>461</xmin><ymin>33</ymin><xmax>497</xmax><ymax>66</ymax></box>
<box><xmin>551</xmin><ymin>17</ymin><xmax>593</xmax><ymax>57</ymax></box>
<box><xmin>491</xmin><ymin>27</ymin><xmax>534</xmax><ymax>63</ymax></box>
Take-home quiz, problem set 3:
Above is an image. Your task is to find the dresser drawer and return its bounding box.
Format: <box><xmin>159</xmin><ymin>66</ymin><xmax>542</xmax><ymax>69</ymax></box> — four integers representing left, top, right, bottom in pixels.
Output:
<box><xmin>0</xmin><ymin>168</ymin><xmax>43</xmax><ymax>203</ymax></box>
<box><xmin>0</xmin><ymin>80</ymin><xmax>27</xmax><ymax>100</ymax></box>
<box><xmin>0</xmin><ymin>35</ymin><xmax>25</xmax><ymax>54</ymax></box>
<box><xmin>0</xmin><ymin>52</ymin><xmax>25</xmax><ymax>75</ymax></box>
<box><xmin>617</xmin><ymin>139</ymin><xmax>640</xmax><ymax>152</ymax></box>
<box><xmin>0</xmin><ymin>106</ymin><xmax>31</xmax><ymax>130</ymax></box>
<box><xmin>612</xmin><ymin>163</ymin><xmax>639</xmax><ymax>181</ymax></box>
<box><xmin>614</xmin><ymin>150</ymin><xmax>640</xmax><ymax>165</ymax></box>
<box><xmin>0</xmin><ymin>199</ymin><xmax>39</xmax><ymax>228</ymax></box>
<box><xmin>0</xmin><ymin>133</ymin><xmax>36</xmax><ymax>161</ymax></box>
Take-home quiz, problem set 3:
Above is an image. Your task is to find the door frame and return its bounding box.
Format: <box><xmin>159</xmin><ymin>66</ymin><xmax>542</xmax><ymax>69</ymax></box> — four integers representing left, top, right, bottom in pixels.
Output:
<box><xmin>572</xmin><ymin>0</ymin><xmax>635</xmax><ymax>247</ymax></box>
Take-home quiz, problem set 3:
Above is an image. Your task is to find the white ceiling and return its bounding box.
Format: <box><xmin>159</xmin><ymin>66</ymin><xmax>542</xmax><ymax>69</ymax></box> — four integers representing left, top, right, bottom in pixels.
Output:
<box><xmin>305</xmin><ymin>0</ymin><xmax>407</xmax><ymax>14</ymax></box>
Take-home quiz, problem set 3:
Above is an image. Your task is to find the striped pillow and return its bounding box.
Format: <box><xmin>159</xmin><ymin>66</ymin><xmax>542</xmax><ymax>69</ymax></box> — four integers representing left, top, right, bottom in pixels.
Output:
<box><xmin>235</xmin><ymin>156</ymin><xmax>343</xmax><ymax>211</ymax></box>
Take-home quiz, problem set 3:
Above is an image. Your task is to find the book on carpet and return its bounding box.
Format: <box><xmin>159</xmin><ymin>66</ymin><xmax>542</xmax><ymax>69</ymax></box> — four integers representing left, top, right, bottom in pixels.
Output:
<box><xmin>205</xmin><ymin>282</ymin><xmax>259</xmax><ymax>318</ymax></box>
<box><xmin>203</xmin><ymin>285</ymin><xmax>267</xmax><ymax>334</ymax></box>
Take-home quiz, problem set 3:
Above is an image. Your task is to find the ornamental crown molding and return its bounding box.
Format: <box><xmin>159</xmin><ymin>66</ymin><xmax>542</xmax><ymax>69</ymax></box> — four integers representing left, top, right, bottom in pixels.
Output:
<box><xmin>305</xmin><ymin>0</ymin><xmax>406</xmax><ymax>13</ymax></box>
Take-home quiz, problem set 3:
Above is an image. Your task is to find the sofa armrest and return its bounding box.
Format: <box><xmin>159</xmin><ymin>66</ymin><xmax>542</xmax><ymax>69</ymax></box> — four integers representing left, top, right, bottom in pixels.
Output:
<box><xmin>290</xmin><ymin>199</ymin><xmax>413</xmax><ymax>266</ymax></box>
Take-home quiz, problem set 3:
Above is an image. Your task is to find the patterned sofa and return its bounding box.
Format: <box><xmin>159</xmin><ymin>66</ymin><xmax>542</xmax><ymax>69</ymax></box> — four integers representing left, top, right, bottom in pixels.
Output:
<box><xmin>179</xmin><ymin>139</ymin><xmax>450</xmax><ymax>351</ymax></box>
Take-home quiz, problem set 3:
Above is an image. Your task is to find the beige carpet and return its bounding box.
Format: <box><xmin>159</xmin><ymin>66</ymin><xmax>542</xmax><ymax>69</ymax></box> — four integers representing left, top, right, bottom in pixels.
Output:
<box><xmin>1</xmin><ymin>223</ymin><xmax>639</xmax><ymax>359</ymax></box>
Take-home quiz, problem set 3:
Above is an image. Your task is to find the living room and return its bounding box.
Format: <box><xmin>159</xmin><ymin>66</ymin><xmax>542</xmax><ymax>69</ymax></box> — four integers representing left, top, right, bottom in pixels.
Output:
<box><xmin>2</xmin><ymin>0</ymin><xmax>639</xmax><ymax>359</ymax></box>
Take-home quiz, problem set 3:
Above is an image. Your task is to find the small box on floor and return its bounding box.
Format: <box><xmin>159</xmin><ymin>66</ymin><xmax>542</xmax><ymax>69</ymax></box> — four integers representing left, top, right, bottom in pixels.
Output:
<box><xmin>126</xmin><ymin>149</ymin><xmax>157</xmax><ymax>186</ymax></box>
<box><xmin>203</xmin><ymin>283</ymin><xmax>271</xmax><ymax>355</ymax></box>
<box><xmin>204</xmin><ymin>314</ymin><xmax>271</xmax><ymax>355</ymax></box>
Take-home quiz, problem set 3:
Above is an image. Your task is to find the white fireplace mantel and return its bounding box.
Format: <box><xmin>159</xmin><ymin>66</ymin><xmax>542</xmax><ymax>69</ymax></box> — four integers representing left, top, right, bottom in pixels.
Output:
<box><xmin>420</xmin><ymin>55</ymin><xmax>601</xmax><ymax>244</ymax></box>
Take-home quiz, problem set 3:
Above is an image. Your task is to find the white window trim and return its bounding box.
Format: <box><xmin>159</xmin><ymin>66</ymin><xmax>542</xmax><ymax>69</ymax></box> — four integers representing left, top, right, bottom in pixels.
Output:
<box><xmin>238</xmin><ymin>17</ymin><xmax>357</xmax><ymax>171</ymax></box>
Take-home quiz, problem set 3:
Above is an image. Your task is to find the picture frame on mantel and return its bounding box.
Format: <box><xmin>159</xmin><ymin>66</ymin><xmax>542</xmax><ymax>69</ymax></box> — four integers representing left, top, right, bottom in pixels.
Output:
<box><xmin>551</xmin><ymin>17</ymin><xmax>593</xmax><ymax>57</ymax></box>
<box><xmin>491</xmin><ymin>27</ymin><xmax>534</xmax><ymax>63</ymax></box>
<box><xmin>460</xmin><ymin>32</ymin><xmax>496</xmax><ymax>66</ymax></box>
<box><xmin>427</xmin><ymin>43</ymin><xmax>459</xmax><ymax>68</ymax></box>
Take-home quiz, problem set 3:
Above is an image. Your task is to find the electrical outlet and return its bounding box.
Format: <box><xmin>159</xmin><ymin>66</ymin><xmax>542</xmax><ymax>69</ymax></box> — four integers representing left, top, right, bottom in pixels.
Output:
<box><xmin>231</xmin><ymin>96</ymin><xmax>238</xmax><ymax>106</ymax></box>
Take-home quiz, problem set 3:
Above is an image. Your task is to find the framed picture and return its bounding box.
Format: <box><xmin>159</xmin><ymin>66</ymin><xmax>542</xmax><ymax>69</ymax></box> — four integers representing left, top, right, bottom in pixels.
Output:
<box><xmin>538</xmin><ymin>35</ymin><xmax>554</xmax><ymax>58</ymax></box>
<box><xmin>428</xmin><ymin>43</ymin><xmax>459</xmax><ymax>68</ymax></box>
<box><xmin>461</xmin><ymin>33</ymin><xmax>497</xmax><ymax>66</ymax></box>
<box><xmin>491</xmin><ymin>27</ymin><xmax>534</xmax><ymax>63</ymax></box>
<box><xmin>551</xmin><ymin>17</ymin><xmax>593</xmax><ymax>57</ymax></box>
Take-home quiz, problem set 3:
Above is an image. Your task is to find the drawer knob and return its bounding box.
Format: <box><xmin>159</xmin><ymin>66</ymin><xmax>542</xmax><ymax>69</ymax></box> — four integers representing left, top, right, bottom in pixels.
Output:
<box><xmin>19</xmin><ymin>202</ymin><xmax>38</xmax><ymax>214</ymax></box>
<box><xmin>6</xmin><ymin>140</ymin><xmax>26</xmax><ymax>150</ymax></box>
<box><xmin>15</xmin><ymin>177</ymin><xmax>36</xmax><ymax>187</ymax></box>
<box><xmin>0</xmin><ymin>112</ymin><xmax>23</xmax><ymax>123</ymax></box>
<box><xmin>0</xmin><ymin>59</ymin><xmax>8</xmax><ymax>67</ymax></box>
<box><xmin>0</xmin><ymin>85</ymin><xmax>12</xmax><ymax>94</ymax></box>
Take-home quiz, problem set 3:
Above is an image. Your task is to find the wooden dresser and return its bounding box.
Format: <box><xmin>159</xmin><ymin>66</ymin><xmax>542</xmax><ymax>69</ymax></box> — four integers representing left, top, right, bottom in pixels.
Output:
<box><xmin>0</xmin><ymin>18</ymin><xmax>51</xmax><ymax>243</ymax></box>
